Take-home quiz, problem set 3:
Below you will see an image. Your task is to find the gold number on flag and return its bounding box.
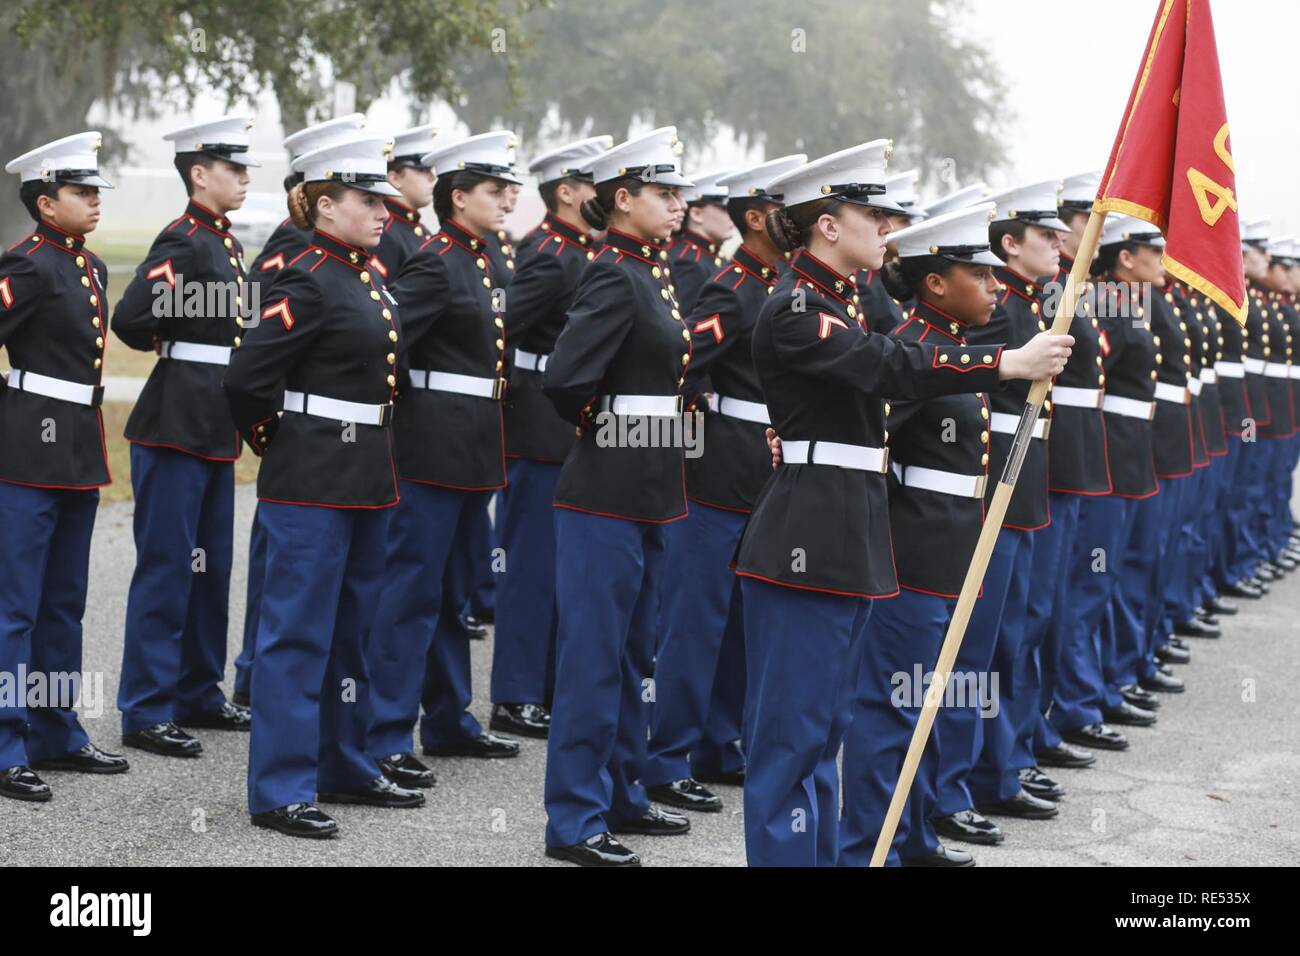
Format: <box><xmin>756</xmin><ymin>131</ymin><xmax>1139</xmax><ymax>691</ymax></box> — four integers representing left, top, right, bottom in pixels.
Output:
<box><xmin>1186</xmin><ymin>124</ymin><xmax>1236</xmax><ymax>227</ymax></box>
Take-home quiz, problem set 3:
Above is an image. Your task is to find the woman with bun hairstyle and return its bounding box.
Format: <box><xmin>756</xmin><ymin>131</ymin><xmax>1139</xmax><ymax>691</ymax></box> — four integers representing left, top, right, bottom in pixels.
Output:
<box><xmin>365</xmin><ymin>132</ymin><xmax>525</xmax><ymax>788</ymax></box>
<box><xmin>224</xmin><ymin>135</ymin><xmax>426</xmax><ymax>840</ymax></box>
<box><xmin>733</xmin><ymin>142</ymin><xmax>1073</xmax><ymax>867</ymax></box>
<box><xmin>540</xmin><ymin>127</ymin><xmax>694</xmax><ymax>867</ymax></box>
<box><xmin>836</xmin><ymin>202</ymin><xmax>1003</xmax><ymax>868</ymax></box>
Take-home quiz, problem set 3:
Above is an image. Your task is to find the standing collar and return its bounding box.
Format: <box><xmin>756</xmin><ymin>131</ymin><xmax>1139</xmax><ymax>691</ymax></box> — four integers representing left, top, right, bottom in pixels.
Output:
<box><xmin>540</xmin><ymin>214</ymin><xmax>594</xmax><ymax>247</ymax></box>
<box><xmin>34</xmin><ymin>220</ymin><xmax>87</xmax><ymax>253</ymax></box>
<box><xmin>441</xmin><ymin>218</ymin><xmax>487</xmax><ymax>252</ymax></box>
<box><xmin>184</xmin><ymin>199</ymin><xmax>232</xmax><ymax>233</ymax></box>
<box><xmin>912</xmin><ymin>299</ymin><xmax>970</xmax><ymax>342</ymax></box>
<box><xmin>677</xmin><ymin>229</ymin><xmax>718</xmax><ymax>256</ymax></box>
<box><xmin>791</xmin><ymin>250</ymin><xmax>855</xmax><ymax>304</ymax></box>
<box><xmin>994</xmin><ymin>264</ymin><xmax>1043</xmax><ymax>302</ymax></box>
<box><xmin>384</xmin><ymin>197</ymin><xmax>422</xmax><ymax>225</ymax></box>
<box><xmin>731</xmin><ymin>244</ymin><xmax>778</xmax><ymax>284</ymax></box>
<box><xmin>311</xmin><ymin>229</ymin><xmax>371</xmax><ymax>270</ymax></box>
<box><xmin>604</xmin><ymin>227</ymin><xmax>669</xmax><ymax>264</ymax></box>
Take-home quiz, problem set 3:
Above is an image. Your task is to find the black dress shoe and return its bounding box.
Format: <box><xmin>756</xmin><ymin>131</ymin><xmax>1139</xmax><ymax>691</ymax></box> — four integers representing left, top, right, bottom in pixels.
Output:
<box><xmin>1175</xmin><ymin>617</ymin><xmax>1220</xmax><ymax>638</ymax></box>
<box><xmin>1036</xmin><ymin>741</ymin><xmax>1096</xmax><ymax>769</ymax></box>
<box><xmin>489</xmin><ymin>702</ymin><xmax>550</xmax><ymax>739</ymax></box>
<box><xmin>1168</xmin><ymin>636</ymin><xmax>1190</xmax><ymax>650</ymax></box>
<box><xmin>1194</xmin><ymin>608</ymin><xmax>1221</xmax><ymax>628</ymax></box>
<box><xmin>231</xmin><ymin>688</ymin><xmax>251</xmax><ymax>708</ymax></box>
<box><xmin>177</xmin><ymin>701</ymin><xmax>252</xmax><ymax>732</ymax></box>
<box><xmin>902</xmin><ymin>844</ymin><xmax>976</xmax><ymax>867</ymax></box>
<box><xmin>1103</xmin><ymin>700</ymin><xmax>1157</xmax><ymax>727</ymax></box>
<box><xmin>459</xmin><ymin>612</ymin><xmax>490</xmax><ymax>640</ymax></box>
<box><xmin>1063</xmin><ymin>722</ymin><xmax>1129</xmax><ymax>751</ymax></box>
<box><xmin>252</xmin><ymin>803</ymin><xmax>338</xmax><ymax>839</ymax></box>
<box><xmin>378</xmin><ymin>752</ymin><xmax>436</xmax><ymax>789</ymax></box>
<box><xmin>1204</xmin><ymin>596</ymin><xmax>1238</xmax><ymax>616</ymax></box>
<box><xmin>1255</xmin><ymin>564</ymin><xmax>1280</xmax><ymax>582</ymax></box>
<box><xmin>694</xmin><ymin>767</ymin><xmax>746</xmax><ymax>786</ymax></box>
<box><xmin>122</xmin><ymin>721</ymin><xmax>203</xmax><ymax>757</ymax></box>
<box><xmin>1018</xmin><ymin>767</ymin><xmax>1065</xmax><ymax>801</ymax></box>
<box><xmin>979</xmin><ymin>788</ymin><xmax>1059</xmax><ymax>820</ymax></box>
<box><xmin>545</xmin><ymin>832</ymin><xmax>640</xmax><ymax>867</ymax></box>
<box><xmin>319</xmin><ymin>775</ymin><xmax>425</xmax><ymax>808</ymax></box>
<box><xmin>645</xmin><ymin>778</ymin><xmax>723</xmax><ymax>812</ymax></box>
<box><xmin>1144</xmin><ymin>671</ymin><xmax>1185</xmax><ymax>691</ymax></box>
<box><xmin>1276</xmin><ymin>554</ymin><xmax>1298</xmax><ymax>571</ymax></box>
<box><xmin>610</xmin><ymin>804</ymin><xmax>691</xmax><ymax>836</ymax></box>
<box><xmin>932</xmin><ymin>809</ymin><xmax>1004</xmax><ymax>845</ymax></box>
<box><xmin>1244</xmin><ymin>575</ymin><xmax>1270</xmax><ymax>593</ymax></box>
<box><xmin>423</xmin><ymin>731</ymin><xmax>520</xmax><ymax>759</ymax></box>
<box><xmin>0</xmin><ymin>766</ymin><xmax>52</xmax><ymax>802</ymax></box>
<box><xmin>1120</xmin><ymin>684</ymin><xmax>1160</xmax><ymax>710</ymax></box>
<box><xmin>1222</xmin><ymin>580</ymin><xmax>1263</xmax><ymax>599</ymax></box>
<box><xmin>1155</xmin><ymin>643</ymin><xmax>1191</xmax><ymax>665</ymax></box>
<box><xmin>31</xmin><ymin>743</ymin><xmax>129</xmax><ymax>775</ymax></box>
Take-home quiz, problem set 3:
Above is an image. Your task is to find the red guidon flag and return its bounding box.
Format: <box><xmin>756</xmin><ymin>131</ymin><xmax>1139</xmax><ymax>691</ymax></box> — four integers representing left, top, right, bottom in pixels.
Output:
<box><xmin>1094</xmin><ymin>0</ymin><xmax>1247</xmax><ymax>324</ymax></box>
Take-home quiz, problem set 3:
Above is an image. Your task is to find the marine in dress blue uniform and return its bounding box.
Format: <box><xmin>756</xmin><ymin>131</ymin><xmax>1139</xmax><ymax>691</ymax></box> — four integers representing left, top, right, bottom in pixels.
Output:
<box><xmin>111</xmin><ymin>115</ymin><xmax>260</xmax><ymax>756</ymax></box>
<box><xmin>365</xmin><ymin>131</ymin><xmax>523</xmax><ymax>790</ymax></box>
<box><xmin>224</xmin><ymin>133</ymin><xmax>425</xmax><ymax>838</ymax></box>
<box><xmin>0</xmin><ymin>132</ymin><xmax>130</xmax><ymax>800</ymax></box>
<box><xmin>1024</xmin><ymin>171</ymin><xmax>1122</xmax><ymax>786</ymax></box>
<box><xmin>948</xmin><ymin>181</ymin><xmax>1065</xmax><ymax>825</ymax></box>
<box><xmin>540</xmin><ymin>127</ymin><xmax>696</xmax><ymax>866</ymax></box>
<box><xmin>372</xmin><ymin>124</ymin><xmax>440</xmax><ymax>278</ymax></box>
<box><xmin>488</xmin><ymin>134</ymin><xmax>611</xmax><ymax>741</ymax></box>
<box><xmin>668</xmin><ymin>168</ymin><xmax>734</xmax><ymax>315</ymax></box>
<box><xmin>838</xmin><ymin>203</ymin><xmax>1003</xmax><ymax>867</ymax></box>
<box><xmin>643</xmin><ymin>154</ymin><xmax>806</xmax><ymax>812</ymax></box>
<box><xmin>855</xmin><ymin>169</ymin><xmax>928</xmax><ymax>335</ymax></box>
<box><xmin>734</xmin><ymin>142</ymin><xmax>1068</xmax><ymax>866</ymax></box>
<box><xmin>1053</xmin><ymin>218</ymin><xmax>1169</xmax><ymax>760</ymax></box>
<box><xmin>233</xmin><ymin>112</ymin><xmax>368</xmax><ymax>709</ymax></box>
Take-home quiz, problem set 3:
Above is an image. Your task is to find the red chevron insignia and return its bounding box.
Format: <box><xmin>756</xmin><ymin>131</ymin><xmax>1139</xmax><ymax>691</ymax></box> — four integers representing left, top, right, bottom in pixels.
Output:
<box><xmin>818</xmin><ymin>312</ymin><xmax>849</xmax><ymax>339</ymax></box>
<box><xmin>263</xmin><ymin>298</ymin><xmax>295</xmax><ymax>331</ymax></box>
<box><xmin>146</xmin><ymin>259</ymin><xmax>176</xmax><ymax>287</ymax></box>
<box><xmin>0</xmin><ymin>277</ymin><xmax>12</xmax><ymax>309</ymax></box>
<box><xmin>693</xmin><ymin>314</ymin><xmax>724</xmax><ymax>344</ymax></box>
<box><xmin>260</xmin><ymin>253</ymin><xmax>286</xmax><ymax>272</ymax></box>
<box><xmin>368</xmin><ymin>256</ymin><xmax>388</xmax><ymax>278</ymax></box>
<box><xmin>1098</xmin><ymin>330</ymin><xmax>1111</xmax><ymax>356</ymax></box>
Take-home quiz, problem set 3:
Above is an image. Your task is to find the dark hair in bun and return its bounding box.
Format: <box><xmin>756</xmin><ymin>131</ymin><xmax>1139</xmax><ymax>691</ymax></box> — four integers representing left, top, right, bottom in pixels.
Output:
<box><xmin>579</xmin><ymin>175</ymin><xmax>645</xmax><ymax>230</ymax></box>
<box><xmin>287</xmin><ymin>180</ymin><xmax>350</xmax><ymax>230</ymax></box>
<box><xmin>764</xmin><ymin>197</ymin><xmax>846</xmax><ymax>253</ymax></box>
<box><xmin>880</xmin><ymin>255</ymin><xmax>961</xmax><ymax>302</ymax></box>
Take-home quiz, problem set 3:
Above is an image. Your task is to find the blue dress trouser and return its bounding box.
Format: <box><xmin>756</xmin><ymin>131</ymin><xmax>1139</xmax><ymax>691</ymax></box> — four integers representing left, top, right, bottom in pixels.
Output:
<box><xmin>1149</xmin><ymin>475</ymin><xmax>1189</xmax><ymax>647</ymax></box>
<box><xmin>118</xmin><ymin>444</ymin><xmax>233</xmax><ymax>734</ymax></box>
<box><xmin>233</xmin><ymin>502</ymin><xmax>266</xmax><ymax>698</ymax></box>
<box><xmin>367</xmin><ymin>481</ymin><xmax>485</xmax><ymax>758</ymax></box>
<box><xmin>0</xmin><ymin>482</ymin><xmax>97</xmax><ymax>770</ymax></box>
<box><xmin>1049</xmin><ymin>494</ymin><xmax>1130</xmax><ymax>733</ymax></box>
<box><xmin>840</xmin><ymin>589</ymin><xmax>951</xmax><ymax>867</ymax></box>
<box><xmin>489</xmin><ymin>458</ymin><xmax>560</xmax><ymax>705</ymax></box>
<box><xmin>246</xmin><ymin>501</ymin><xmax>388</xmax><ymax>813</ymax></box>
<box><xmin>645</xmin><ymin>502</ymin><xmax>748</xmax><ymax>787</ymax></box>
<box><xmin>1230</xmin><ymin>439</ymin><xmax>1268</xmax><ymax>579</ymax></box>
<box><xmin>1168</xmin><ymin>465</ymin><xmax>1211</xmax><ymax>627</ymax></box>
<box><xmin>935</xmin><ymin>528</ymin><xmax>1019</xmax><ymax>816</ymax></box>
<box><xmin>969</xmin><ymin>528</ymin><xmax>1036</xmax><ymax>806</ymax></box>
<box><xmin>739</xmin><ymin>576</ymin><xmax>869</xmax><ymax>867</ymax></box>
<box><xmin>1201</xmin><ymin>449</ymin><xmax>1238</xmax><ymax>599</ymax></box>
<box><xmin>1111</xmin><ymin>490</ymin><xmax>1167</xmax><ymax>686</ymax></box>
<box><xmin>544</xmin><ymin>508</ymin><xmax>664</xmax><ymax>848</ymax></box>
<box><xmin>1016</xmin><ymin>494</ymin><xmax>1078</xmax><ymax>765</ymax></box>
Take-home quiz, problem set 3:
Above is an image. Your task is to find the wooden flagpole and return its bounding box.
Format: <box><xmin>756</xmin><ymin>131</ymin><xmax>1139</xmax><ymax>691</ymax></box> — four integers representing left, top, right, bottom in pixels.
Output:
<box><xmin>868</xmin><ymin>207</ymin><xmax>1109</xmax><ymax>867</ymax></box>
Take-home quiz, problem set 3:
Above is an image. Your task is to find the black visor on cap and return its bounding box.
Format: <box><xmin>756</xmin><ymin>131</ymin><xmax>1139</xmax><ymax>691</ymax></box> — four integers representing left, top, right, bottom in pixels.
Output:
<box><xmin>53</xmin><ymin>169</ymin><xmax>114</xmax><ymax>189</ymax></box>
<box><xmin>198</xmin><ymin>143</ymin><xmax>261</xmax><ymax>167</ymax></box>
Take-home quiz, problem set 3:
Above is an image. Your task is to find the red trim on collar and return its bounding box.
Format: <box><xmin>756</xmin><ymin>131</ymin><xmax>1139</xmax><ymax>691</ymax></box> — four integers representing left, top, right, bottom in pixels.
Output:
<box><xmin>791</xmin><ymin>251</ymin><xmax>854</xmax><ymax>304</ymax></box>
